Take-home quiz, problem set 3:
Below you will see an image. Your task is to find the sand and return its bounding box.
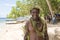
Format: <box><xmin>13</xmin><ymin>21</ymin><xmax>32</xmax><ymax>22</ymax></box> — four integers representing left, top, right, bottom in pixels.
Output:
<box><xmin>0</xmin><ymin>22</ymin><xmax>26</xmax><ymax>40</ymax></box>
<box><xmin>0</xmin><ymin>22</ymin><xmax>60</xmax><ymax>40</ymax></box>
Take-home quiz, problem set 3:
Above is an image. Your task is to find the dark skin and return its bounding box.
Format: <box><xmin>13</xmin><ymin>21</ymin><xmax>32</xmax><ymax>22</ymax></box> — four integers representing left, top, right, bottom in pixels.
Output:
<box><xmin>24</xmin><ymin>8</ymin><xmax>49</xmax><ymax>40</ymax></box>
<box><xmin>29</xmin><ymin>9</ymin><xmax>40</xmax><ymax>40</ymax></box>
<box><xmin>30</xmin><ymin>9</ymin><xmax>40</xmax><ymax>21</ymax></box>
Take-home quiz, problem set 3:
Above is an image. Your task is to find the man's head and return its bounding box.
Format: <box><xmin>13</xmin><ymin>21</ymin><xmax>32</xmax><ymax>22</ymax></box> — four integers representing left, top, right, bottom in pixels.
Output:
<box><xmin>30</xmin><ymin>8</ymin><xmax>40</xmax><ymax>19</ymax></box>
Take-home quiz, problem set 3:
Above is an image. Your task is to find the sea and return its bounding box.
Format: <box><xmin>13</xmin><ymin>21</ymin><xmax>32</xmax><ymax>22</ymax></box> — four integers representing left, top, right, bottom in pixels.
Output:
<box><xmin>0</xmin><ymin>18</ymin><xmax>15</xmax><ymax>27</ymax></box>
<box><xmin>0</xmin><ymin>18</ymin><xmax>6</xmax><ymax>23</ymax></box>
<box><xmin>0</xmin><ymin>18</ymin><xmax>16</xmax><ymax>23</ymax></box>
<box><xmin>0</xmin><ymin>17</ymin><xmax>29</xmax><ymax>27</ymax></box>
<box><xmin>0</xmin><ymin>18</ymin><xmax>6</xmax><ymax>27</ymax></box>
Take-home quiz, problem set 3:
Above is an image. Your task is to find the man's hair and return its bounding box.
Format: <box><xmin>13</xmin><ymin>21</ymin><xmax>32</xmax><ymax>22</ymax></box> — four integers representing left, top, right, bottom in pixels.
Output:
<box><xmin>30</xmin><ymin>8</ymin><xmax>40</xmax><ymax>13</ymax></box>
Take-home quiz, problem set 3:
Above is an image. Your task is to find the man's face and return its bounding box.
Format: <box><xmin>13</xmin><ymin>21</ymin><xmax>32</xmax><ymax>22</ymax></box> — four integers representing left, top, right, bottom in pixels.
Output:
<box><xmin>31</xmin><ymin>9</ymin><xmax>39</xmax><ymax>19</ymax></box>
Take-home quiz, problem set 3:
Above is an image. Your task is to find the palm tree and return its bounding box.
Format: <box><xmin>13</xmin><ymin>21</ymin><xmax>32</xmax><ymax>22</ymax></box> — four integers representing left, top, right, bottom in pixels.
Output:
<box><xmin>46</xmin><ymin>0</ymin><xmax>53</xmax><ymax>18</ymax></box>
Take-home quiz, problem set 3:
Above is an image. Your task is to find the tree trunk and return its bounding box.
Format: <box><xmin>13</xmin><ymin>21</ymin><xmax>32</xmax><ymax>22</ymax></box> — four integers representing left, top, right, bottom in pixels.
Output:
<box><xmin>46</xmin><ymin>0</ymin><xmax>53</xmax><ymax>18</ymax></box>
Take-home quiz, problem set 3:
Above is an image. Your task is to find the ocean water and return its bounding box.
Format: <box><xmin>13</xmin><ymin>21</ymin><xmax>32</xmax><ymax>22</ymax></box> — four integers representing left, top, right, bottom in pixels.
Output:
<box><xmin>0</xmin><ymin>18</ymin><xmax>15</xmax><ymax>27</ymax></box>
<box><xmin>0</xmin><ymin>18</ymin><xmax>7</xmax><ymax>26</ymax></box>
<box><xmin>0</xmin><ymin>18</ymin><xmax>6</xmax><ymax>27</ymax></box>
<box><xmin>0</xmin><ymin>18</ymin><xmax>16</xmax><ymax>23</ymax></box>
<box><xmin>0</xmin><ymin>18</ymin><xmax>6</xmax><ymax>23</ymax></box>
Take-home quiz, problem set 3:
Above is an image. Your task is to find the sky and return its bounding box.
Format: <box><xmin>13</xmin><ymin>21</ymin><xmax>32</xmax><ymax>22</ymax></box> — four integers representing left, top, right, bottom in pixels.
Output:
<box><xmin>0</xmin><ymin>0</ymin><xmax>16</xmax><ymax>18</ymax></box>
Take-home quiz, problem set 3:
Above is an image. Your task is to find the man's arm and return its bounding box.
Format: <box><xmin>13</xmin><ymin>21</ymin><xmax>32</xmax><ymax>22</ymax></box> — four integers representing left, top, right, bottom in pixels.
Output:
<box><xmin>44</xmin><ymin>23</ymin><xmax>49</xmax><ymax>40</ymax></box>
<box><xmin>24</xmin><ymin>22</ymin><xmax>29</xmax><ymax>40</ymax></box>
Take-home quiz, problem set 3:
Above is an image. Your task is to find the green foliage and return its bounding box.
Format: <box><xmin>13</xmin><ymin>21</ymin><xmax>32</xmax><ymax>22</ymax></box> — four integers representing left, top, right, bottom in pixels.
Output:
<box><xmin>7</xmin><ymin>0</ymin><xmax>60</xmax><ymax>18</ymax></box>
<box><xmin>50</xmin><ymin>0</ymin><xmax>60</xmax><ymax>13</ymax></box>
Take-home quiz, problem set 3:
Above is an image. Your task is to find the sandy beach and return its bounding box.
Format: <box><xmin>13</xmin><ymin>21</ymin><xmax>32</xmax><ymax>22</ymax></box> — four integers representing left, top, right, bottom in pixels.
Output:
<box><xmin>0</xmin><ymin>22</ymin><xmax>26</xmax><ymax>40</ymax></box>
<box><xmin>0</xmin><ymin>22</ymin><xmax>60</xmax><ymax>40</ymax></box>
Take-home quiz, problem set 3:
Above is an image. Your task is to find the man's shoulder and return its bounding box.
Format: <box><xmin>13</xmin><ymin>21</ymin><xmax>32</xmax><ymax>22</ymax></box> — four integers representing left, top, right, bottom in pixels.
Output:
<box><xmin>25</xmin><ymin>20</ymin><xmax>30</xmax><ymax>25</ymax></box>
<box><xmin>40</xmin><ymin>17</ymin><xmax>47</xmax><ymax>25</ymax></box>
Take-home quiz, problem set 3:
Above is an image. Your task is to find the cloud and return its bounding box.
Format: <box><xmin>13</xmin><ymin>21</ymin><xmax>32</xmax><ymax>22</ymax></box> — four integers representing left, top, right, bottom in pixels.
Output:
<box><xmin>4</xmin><ymin>3</ymin><xmax>16</xmax><ymax>7</ymax></box>
<box><xmin>0</xmin><ymin>3</ymin><xmax>16</xmax><ymax>7</ymax></box>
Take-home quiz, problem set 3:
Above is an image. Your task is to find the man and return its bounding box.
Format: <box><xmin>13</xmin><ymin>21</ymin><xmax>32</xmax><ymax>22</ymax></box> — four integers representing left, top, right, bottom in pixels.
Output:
<box><xmin>47</xmin><ymin>13</ymin><xmax>52</xmax><ymax>23</ymax></box>
<box><xmin>24</xmin><ymin>8</ymin><xmax>49</xmax><ymax>40</ymax></box>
